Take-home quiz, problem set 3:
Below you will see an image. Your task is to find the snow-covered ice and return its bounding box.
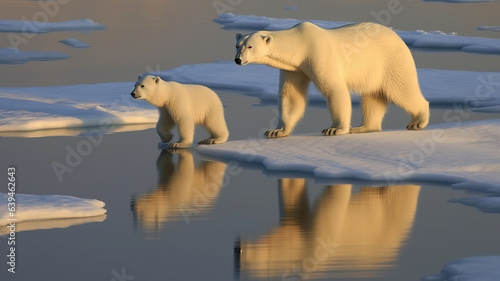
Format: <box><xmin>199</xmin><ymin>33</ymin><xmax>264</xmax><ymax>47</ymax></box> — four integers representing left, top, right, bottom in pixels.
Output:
<box><xmin>59</xmin><ymin>38</ymin><xmax>91</xmax><ymax>48</ymax></box>
<box><xmin>196</xmin><ymin>119</ymin><xmax>500</xmax><ymax>193</ymax></box>
<box><xmin>0</xmin><ymin>193</ymin><xmax>106</xmax><ymax>226</ymax></box>
<box><xmin>423</xmin><ymin>256</ymin><xmax>500</xmax><ymax>281</ymax></box>
<box><xmin>214</xmin><ymin>14</ymin><xmax>500</xmax><ymax>55</ymax></box>
<box><xmin>0</xmin><ymin>47</ymin><xmax>70</xmax><ymax>64</ymax></box>
<box><xmin>0</xmin><ymin>82</ymin><xmax>157</xmax><ymax>133</ymax></box>
<box><xmin>0</xmin><ymin>18</ymin><xmax>106</xmax><ymax>34</ymax></box>
<box><xmin>1</xmin><ymin>60</ymin><xmax>499</xmax><ymax>134</ymax></box>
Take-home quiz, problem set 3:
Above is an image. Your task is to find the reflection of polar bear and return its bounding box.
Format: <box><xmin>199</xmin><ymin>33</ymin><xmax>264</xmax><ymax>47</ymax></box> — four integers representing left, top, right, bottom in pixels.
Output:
<box><xmin>131</xmin><ymin>75</ymin><xmax>229</xmax><ymax>148</ymax></box>
<box><xmin>237</xmin><ymin>179</ymin><xmax>420</xmax><ymax>279</ymax></box>
<box><xmin>131</xmin><ymin>150</ymin><xmax>227</xmax><ymax>232</ymax></box>
<box><xmin>234</xmin><ymin>22</ymin><xmax>430</xmax><ymax>137</ymax></box>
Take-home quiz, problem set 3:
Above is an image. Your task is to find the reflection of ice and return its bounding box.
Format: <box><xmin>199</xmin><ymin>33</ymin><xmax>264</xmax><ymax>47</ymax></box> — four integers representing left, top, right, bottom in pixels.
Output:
<box><xmin>237</xmin><ymin>179</ymin><xmax>420</xmax><ymax>279</ymax></box>
<box><xmin>0</xmin><ymin>215</ymin><xmax>106</xmax><ymax>235</ymax></box>
<box><xmin>423</xmin><ymin>256</ymin><xmax>500</xmax><ymax>281</ymax></box>
<box><xmin>214</xmin><ymin>13</ymin><xmax>500</xmax><ymax>55</ymax></box>
<box><xmin>0</xmin><ymin>193</ymin><xmax>107</xmax><ymax>230</ymax></box>
<box><xmin>131</xmin><ymin>150</ymin><xmax>227</xmax><ymax>234</ymax></box>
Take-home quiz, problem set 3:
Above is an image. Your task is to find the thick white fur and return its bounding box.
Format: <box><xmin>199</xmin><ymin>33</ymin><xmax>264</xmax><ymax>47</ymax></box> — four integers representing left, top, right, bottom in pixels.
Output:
<box><xmin>131</xmin><ymin>75</ymin><xmax>229</xmax><ymax>148</ymax></box>
<box><xmin>235</xmin><ymin>22</ymin><xmax>430</xmax><ymax>137</ymax></box>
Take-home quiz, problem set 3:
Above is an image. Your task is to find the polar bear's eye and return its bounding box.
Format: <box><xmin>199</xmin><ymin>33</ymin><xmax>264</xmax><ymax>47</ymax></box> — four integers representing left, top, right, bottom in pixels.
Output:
<box><xmin>248</xmin><ymin>45</ymin><xmax>253</xmax><ymax>49</ymax></box>
<box><xmin>140</xmin><ymin>85</ymin><xmax>145</xmax><ymax>88</ymax></box>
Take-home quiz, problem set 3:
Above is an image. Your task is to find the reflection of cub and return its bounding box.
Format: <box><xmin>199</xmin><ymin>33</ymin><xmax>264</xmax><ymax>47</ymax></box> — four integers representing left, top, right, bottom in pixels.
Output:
<box><xmin>238</xmin><ymin>179</ymin><xmax>421</xmax><ymax>279</ymax></box>
<box><xmin>131</xmin><ymin>75</ymin><xmax>229</xmax><ymax>148</ymax></box>
<box><xmin>132</xmin><ymin>150</ymin><xmax>227</xmax><ymax>231</ymax></box>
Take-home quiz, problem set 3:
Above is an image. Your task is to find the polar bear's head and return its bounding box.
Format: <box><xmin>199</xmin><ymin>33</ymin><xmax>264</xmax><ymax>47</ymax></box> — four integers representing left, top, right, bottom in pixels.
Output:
<box><xmin>234</xmin><ymin>32</ymin><xmax>273</xmax><ymax>66</ymax></box>
<box><xmin>131</xmin><ymin>75</ymin><xmax>161</xmax><ymax>100</ymax></box>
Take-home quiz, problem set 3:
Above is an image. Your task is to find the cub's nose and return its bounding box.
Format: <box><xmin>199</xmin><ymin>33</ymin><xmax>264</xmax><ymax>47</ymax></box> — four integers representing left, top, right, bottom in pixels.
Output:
<box><xmin>234</xmin><ymin>58</ymin><xmax>242</xmax><ymax>65</ymax></box>
<box><xmin>130</xmin><ymin>92</ymin><xmax>136</xmax><ymax>98</ymax></box>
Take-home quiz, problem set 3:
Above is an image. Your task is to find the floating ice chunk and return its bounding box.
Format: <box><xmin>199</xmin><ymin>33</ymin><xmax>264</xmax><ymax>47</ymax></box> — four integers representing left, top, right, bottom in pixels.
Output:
<box><xmin>478</xmin><ymin>25</ymin><xmax>500</xmax><ymax>32</ymax></box>
<box><xmin>214</xmin><ymin>14</ymin><xmax>500</xmax><ymax>55</ymax></box>
<box><xmin>0</xmin><ymin>193</ymin><xmax>107</xmax><ymax>225</ymax></box>
<box><xmin>59</xmin><ymin>38</ymin><xmax>91</xmax><ymax>48</ymax></box>
<box><xmin>423</xmin><ymin>256</ymin><xmax>500</xmax><ymax>281</ymax></box>
<box><xmin>284</xmin><ymin>5</ymin><xmax>299</xmax><ymax>10</ymax></box>
<box><xmin>0</xmin><ymin>47</ymin><xmax>70</xmax><ymax>64</ymax></box>
<box><xmin>0</xmin><ymin>18</ymin><xmax>106</xmax><ymax>34</ymax></box>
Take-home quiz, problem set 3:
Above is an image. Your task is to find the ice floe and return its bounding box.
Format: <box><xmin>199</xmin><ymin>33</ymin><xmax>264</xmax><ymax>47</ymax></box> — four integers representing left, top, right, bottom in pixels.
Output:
<box><xmin>0</xmin><ymin>82</ymin><xmax>157</xmax><ymax>133</ymax></box>
<box><xmin>59</xmin><ymin>38</ymin><xmax>91</xmax><ymax>48</ymax></box>
<box><xmin>196</xmin><ymin>119</ymin><xmax>500</xmax><ymax>193</ymax></box>
<box><xmin>0</xmin><ymin>47</ymin><xmax>70</xmax><ymax>64</ymax></box>
<box><xmin>0</xmin><ymin>18</ymin><xmax>106</xmax><ymax>34</ymax></box>
<box><xmin>214</xmin><ymin>13</ymin><xmax>500</xmax><ymax>55</ymax></box>
<box><xmin>478</xmin><ymin>25</ymin><xmax>500</xmax><ymax>32</ymax></box>
<box><xmin>0</xmin><ymin>193</ymin><xmax>106</xmax><ymax>226</ymax></box>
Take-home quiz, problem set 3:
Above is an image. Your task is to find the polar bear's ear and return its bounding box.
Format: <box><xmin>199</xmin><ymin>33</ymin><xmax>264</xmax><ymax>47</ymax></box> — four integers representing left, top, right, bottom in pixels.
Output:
<box><xmin>263</xmin><ymin>35</ymin><xmax>272</xmax><ymax>44</ymax></box>
<box><xmin>137</xmin><ymin>75</ymin><xmax>143</xmax><ymax>81</ymax></box>
<box><xmin>235</xmin><ymin>33</ymin><xmax>243</xmax><ymax>41</ymax></box>
<box><xmin>154</xmin><ymin>76</ymin><xmax>160</xmax><ymax>84</ymax></box>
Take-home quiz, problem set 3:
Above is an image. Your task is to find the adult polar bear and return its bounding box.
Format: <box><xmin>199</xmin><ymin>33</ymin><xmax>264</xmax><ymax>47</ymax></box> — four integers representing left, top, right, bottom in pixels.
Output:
<box><xmin>235</xmin><ymin>22</ymin><xmax>430</xmax><ymax>137</ymax></box>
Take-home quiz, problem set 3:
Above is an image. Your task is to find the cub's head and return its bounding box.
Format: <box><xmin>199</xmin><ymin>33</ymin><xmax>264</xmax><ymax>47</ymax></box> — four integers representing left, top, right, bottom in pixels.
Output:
<box><xmin>131</xmin><ymin>75</ymin><xmax>161</xmax><ymax>100</ymax></box>
<box><xmin>234</xmin><ymin>31</ymin><xmax>273</xmax><ymax>66</ymax></box>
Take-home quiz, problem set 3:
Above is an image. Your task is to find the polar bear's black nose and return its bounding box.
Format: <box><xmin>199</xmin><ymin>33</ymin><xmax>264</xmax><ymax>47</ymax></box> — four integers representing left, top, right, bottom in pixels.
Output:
<box><xmin>131</xmin><ymin>92</ymin><xmax>136</xmax><ymax>98</ymax></box>
<box><xmin>235</xmin><ymin>58</ymin><xmax>242</xmax><ymax>65</ymax></box>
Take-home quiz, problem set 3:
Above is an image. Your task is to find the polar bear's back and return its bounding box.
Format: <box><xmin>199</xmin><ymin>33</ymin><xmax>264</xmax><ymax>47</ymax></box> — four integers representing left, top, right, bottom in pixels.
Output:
<box><xmin>164</xmin><ymin>81</ymin><xmax>224</xmax><ymax>124</ymax></box>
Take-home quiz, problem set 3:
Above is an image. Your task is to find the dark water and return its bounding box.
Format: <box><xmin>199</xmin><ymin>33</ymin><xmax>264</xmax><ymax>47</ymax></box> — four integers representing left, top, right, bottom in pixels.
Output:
<box><xmin>1</xmin><ymin>0</ymin><xmax>500</xmax><ymax>280</ymax></box>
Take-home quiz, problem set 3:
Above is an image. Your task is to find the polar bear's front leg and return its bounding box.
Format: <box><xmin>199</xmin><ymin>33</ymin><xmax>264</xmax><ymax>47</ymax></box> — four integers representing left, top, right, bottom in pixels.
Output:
<box><xmin>265</xmin><ymin>70</ymin><xmax>309</xmax><ymax>138</ymax></box>
<box><xmin>157</xmin><ymin>109</ymin><xmax>175</xmax><ymax>143</ymax></box>
<box><xmin>169</xmin><ymin>117</ymin><xmax>194</xmax><ymax>149</ymax></box>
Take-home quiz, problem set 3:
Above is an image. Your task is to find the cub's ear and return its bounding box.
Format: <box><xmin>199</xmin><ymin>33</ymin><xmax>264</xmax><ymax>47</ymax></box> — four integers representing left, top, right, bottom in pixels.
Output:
<box><xmin>154</xmin><ymin>76</ymin><xmax>160</xmax><ymax>84</ymax></box>
<box><xmin>235</xmin><ymin>33</ymin><xmax>243</xmax><ymax>41</ymax></box>
<box><xmin>263</xmin><ymin>35</ymin><xmax>272</xmax><ymax>44</ymax></box>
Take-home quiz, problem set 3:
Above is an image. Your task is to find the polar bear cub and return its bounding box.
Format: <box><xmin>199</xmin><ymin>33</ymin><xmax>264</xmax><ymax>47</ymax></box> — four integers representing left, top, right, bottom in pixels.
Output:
<box><xmin>235</xmin><ymin>22</ymin><xmax>430</xmax><ymax>138</ymax></box>
<box><xmin>131</xmin><ymin>75</ymin><xmax>229</xmax><ymax>148</ymax></box>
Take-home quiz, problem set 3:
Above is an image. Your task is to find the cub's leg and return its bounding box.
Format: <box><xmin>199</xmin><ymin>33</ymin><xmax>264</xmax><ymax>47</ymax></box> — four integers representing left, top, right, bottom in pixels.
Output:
<box><xmin>157</xmin><ymin>109</ymin><xmax>175</xmax><ymax>143</ymax></box>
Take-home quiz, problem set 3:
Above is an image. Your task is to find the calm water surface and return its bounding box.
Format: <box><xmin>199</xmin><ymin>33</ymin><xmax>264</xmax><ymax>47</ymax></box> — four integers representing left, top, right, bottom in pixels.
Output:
<box><xmin>1</xmin><ymin>0</ymin><xmax>500</xmax><ymax>280</ymax></box>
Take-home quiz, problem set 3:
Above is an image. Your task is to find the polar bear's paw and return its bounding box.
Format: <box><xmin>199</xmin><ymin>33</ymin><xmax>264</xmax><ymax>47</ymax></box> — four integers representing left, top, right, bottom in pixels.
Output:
<box><xmin>167</xmin><ymin>142</ymin><xmax>191</xmax><ymax>149</ymax></box>
<box><xmin>265</xmin><ymin>129</ymin><xmax>289</xmax><ymax>138</ymax></box>
<box><xmin>322</xmin><ymin>127</ymin><xmax>349</xmax><ymax>136</ymax></box>
<box><xmin>406</xmin><ymin>122</ymin><xmax>425</xmax><ymax>130</ymax></box>
<box><xmin>199</xmin><ymin>138</ymin><xmax>218</xmax><ymax>145</ymax></box>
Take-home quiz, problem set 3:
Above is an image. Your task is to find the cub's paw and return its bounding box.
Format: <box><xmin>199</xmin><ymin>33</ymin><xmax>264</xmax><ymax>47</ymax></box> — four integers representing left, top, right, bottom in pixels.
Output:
<box><xmin>322</xmin><ymin>127</ymin><xmax>349</xmax><ymax>136</ymax></box>
<box><xmin>168</xmin><ymin>142</ymin><xmax>190</xmax><ymax>149</ymax></box>
<box><xmin>198</xmin><ymin>138</ymin><xmax>217</xmax><ymax>145</ymax></box>
<box><xmin>265</xmin><ymin>129</ymin><xmax>289</xmax><ymax>138</ymax></box>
